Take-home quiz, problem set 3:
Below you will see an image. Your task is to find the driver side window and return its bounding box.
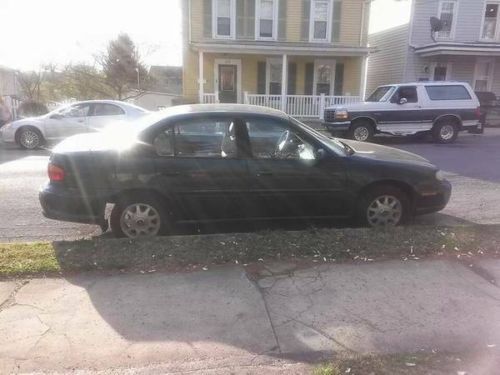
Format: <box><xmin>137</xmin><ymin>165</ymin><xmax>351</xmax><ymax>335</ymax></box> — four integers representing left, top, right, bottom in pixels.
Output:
<box><xmin>59</xmin><ymin>104</ymin><xmax>91</xmax><ymax>118</ymax></box>
<box><xmin>245</xmin><ymin>118</ymin><xmax>316</xmax><ymax>160</ymax></box>
<box><xmin>391</xmin><ymin>86</ymin><xmax>418</xmax><ymax>103</ymax></box>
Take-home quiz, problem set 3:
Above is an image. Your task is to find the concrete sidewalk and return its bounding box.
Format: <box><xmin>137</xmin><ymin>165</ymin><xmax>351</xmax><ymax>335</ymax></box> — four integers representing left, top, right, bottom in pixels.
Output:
<box><xmin>2</xmin><ymin>259</ymin><xmax>500</xmax><ymax>373</ymax></box>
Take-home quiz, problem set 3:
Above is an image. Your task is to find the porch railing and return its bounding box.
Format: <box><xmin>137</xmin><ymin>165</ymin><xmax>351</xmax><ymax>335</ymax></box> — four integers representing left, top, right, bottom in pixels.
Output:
<box><xmin>200</xmin><ymin>92</ymin><xmax>361</xmax><ymax>119</ymax></box>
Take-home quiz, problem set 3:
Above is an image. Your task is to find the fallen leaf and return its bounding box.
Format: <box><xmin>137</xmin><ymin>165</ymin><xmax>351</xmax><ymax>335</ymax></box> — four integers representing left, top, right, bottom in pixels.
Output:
<box><xmin>202</xmin><ymin>266</ymin><xmax>208</xmax><ymax>271</ymax></box>
<box><xmin>487</xmin><ymin>344</ymin><xmax>496</xmax><ymax>348</ymax></box>
<box><xmin>345</xmin><ymin>368</ymin><xmax>351</xmax><ymax>374</ymax></box>
<box><xmin>405</xmin><ymin>362</ymin><xmax>416</xmax><ymax>367</ymax></box>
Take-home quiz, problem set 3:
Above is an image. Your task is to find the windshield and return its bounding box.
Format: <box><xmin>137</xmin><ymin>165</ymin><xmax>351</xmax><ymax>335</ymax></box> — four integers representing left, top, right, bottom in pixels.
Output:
<box><xmin>366</xmin><ymin>86</ymin><xmax>396</xmax><ymax>102</ymax></box>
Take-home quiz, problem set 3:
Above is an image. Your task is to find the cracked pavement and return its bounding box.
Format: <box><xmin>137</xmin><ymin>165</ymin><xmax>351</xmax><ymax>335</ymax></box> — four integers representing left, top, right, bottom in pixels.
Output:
<box><xmin>2</xmin><ymin>259</ymin><xmax>500</xmax><ymax>373</ymax></box>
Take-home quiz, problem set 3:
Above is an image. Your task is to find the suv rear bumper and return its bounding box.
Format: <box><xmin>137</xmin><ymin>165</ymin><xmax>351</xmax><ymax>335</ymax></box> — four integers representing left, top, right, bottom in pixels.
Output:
<box><xmin>39</xmin><ymin>184</ymin><xmax>106</xmax><ymax>225</ymax></box>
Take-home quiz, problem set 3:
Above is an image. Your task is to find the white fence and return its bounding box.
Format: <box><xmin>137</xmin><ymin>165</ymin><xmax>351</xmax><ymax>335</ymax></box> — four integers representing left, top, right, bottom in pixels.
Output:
<box><xmin>201</xmin><ymin>92</ymin><xmax>361</xmax><ymax>119</ymax></box>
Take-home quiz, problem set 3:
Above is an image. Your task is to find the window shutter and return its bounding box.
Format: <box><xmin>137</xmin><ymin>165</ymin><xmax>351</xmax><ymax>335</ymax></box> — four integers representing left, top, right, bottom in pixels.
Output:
<box><xmin>301</xmin><ymin>0</ymin><xmax>311</xmax><ymax>41</ymax></box>
<box><xmin>334</xmin><ymin>63</ymin><xmax>344</xmax><ymax>95</ymax></box>
<box><xmin>257</xmin><ymin>61</ymin><xmax>266</xmax><ymax>94</ymax></box>
<box><xmin>203</xmin><ymin>0</ymin><xmax>213</xmax><ymax>38</ymax></box>
<box><xmin>237</xmin><ymin>0</ymin><xmax>255</xmax><ymax>39</ymax></box>
<box><xmin>305</xmin><ymin>62</ymin><xmax>314</xmax><ymax>95</ymax></box>
<box><xmin>278</xmin><ymin>0</ymin><xmax>287</xmax><ymax>40</ymax></box>
<box><xmin>288</xmin><ymin>62</ymin><xmax>297</xmax><ymax>95</ymax></box>
<box><xmin>332</xmin><ymin>0</ymin><xmax>342</xmax><ymax>42</ymax></box>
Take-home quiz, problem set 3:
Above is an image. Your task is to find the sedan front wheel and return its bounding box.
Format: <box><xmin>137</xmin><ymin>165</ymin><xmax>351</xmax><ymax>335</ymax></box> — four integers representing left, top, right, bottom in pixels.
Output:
<box><xmin>358</xmin><ymin>186</ymin><xmax>410</xmax><ymax>227</ymax></box>
<box><xmin>18</xmin><ymin>127</ymin><xmax>43</xmax><ymax>149</ymax></box>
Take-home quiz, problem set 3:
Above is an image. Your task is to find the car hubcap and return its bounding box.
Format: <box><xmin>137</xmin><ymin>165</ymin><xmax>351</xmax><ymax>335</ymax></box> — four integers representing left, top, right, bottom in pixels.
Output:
<box><xmin>20</xmin><ymin>130</ymin><xmax>39</xmax><ymax>149</ymax></box>
<box><xmin>367</xmin><ymin>195</ymin><xmax>403</xmax><ymax>227</ymax></box>
<box><xmin>353</xmin><ymin>127</ymin><xmax>369</xmax><ymax>141</ymax></box>
<box><xmin>120</xmin><ymin>203</ymin><xmax>161</xmax><ymax>238</ymax></box>
<box><xmin>439</xmin><ymin>124</ymin><xmax>455</xmax><ymax>140</ymax></box>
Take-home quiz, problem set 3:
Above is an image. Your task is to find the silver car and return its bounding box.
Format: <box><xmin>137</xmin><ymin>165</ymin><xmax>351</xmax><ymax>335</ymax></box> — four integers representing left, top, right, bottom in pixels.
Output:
<box><xmin>0</xmin><ymin>100</ymin><xmax>149</xmax><ymax>149</ymax></box>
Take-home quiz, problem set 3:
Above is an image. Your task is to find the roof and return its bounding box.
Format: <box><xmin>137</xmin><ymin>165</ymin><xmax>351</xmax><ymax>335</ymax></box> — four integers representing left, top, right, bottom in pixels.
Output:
<box><xmin>379</xmin><ymin>81</ymin><xmax>472</xmax><ymax>87</ymax></box>
<box><xmin>158</xmin><ymin>103</ymin><xmax>289</xmax><ymax>119</ymax></box>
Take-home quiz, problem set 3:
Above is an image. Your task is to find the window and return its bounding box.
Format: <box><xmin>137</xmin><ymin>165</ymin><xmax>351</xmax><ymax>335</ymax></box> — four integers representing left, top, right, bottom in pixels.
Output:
<box><xmin>256</xmin><ymin>0</ymin><xmax>278</xmax><ymax>39</ymax></box>
<box><xmin>310</xmin><ymin>0</ymin><xmax>332</xmax><ymax>41</ymax></box>
<box><xmin>153</xmin><ymin>119</ymin><xmax>233</xmax><ymax>158</ymax></box>
<box><xmin>366</xmin><ymin>86</ymin><xmax>396</xmax><ymax>102</ymax></box>
<box><xmin>214</xmin><ymin>0</ymin><xmax>234</xmax><ymax>38</ymax></box>
<box><xmin>437</xmin><ymin>1</ymin><xmax>457</xmax><ymax>39</ymax></box>
<box><xmin>391</xmin><ymin>86</ymin><xmax>418</xmax><ymax>103</ymax></box>
<box><xmin>246</xmin><ymin>118</ymin><xmax>316</xmax><ymax>160</ymax></box>
<box><xmin>313</xmin><ymin>60</ymin><xmax>335</xmax><ymax>95</ymax></box>
<box><xmin>267</xmin><ymin>59</ymin><xmax>282</xmax><ymax>95</ymax></box>
<box><xmin>58</xmin><ymin>104</ymin><xmax>90</xmax><ymax>118</ymax></box>
<box><xmin>482</xmin><ymin>3</ymin><xmax>499</xmax><ymax>40</ymax></box>
<box><xmin>425</xmin><ymin>85</ymin><xmax>472</xmax><ymax>100</ymax></box>
<box><xmin>474</xmin><ymin>59</ymin><xmax>495</xmax><ymax>91</ymax></box>
<box><xmin>93</xmin><ymin>104</ymin><xmax>125</xmax><ymax>116</ymax></box>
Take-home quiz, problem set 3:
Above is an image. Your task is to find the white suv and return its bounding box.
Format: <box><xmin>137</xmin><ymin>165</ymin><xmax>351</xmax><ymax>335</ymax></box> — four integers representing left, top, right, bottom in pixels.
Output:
<box><xmin>323</xmin><ymin>81</ymin><xmax>482</xmax><ymax>143</ymax></box>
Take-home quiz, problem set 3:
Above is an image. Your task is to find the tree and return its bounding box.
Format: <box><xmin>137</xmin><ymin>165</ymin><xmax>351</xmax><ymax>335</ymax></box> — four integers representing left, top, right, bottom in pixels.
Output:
<box><xmin>99</xmin><ymin>33</ymin><xmax>152</xmax><ymax>100</ymax></box>
<box><xmin>17</xmin><ymin>71</ymin><xmax>44</xmax><ymax>102</ymax></box>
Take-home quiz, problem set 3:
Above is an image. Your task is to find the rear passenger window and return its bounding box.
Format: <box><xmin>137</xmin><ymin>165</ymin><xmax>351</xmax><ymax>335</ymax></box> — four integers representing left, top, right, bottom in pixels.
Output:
<box><xmin>153</xmin><ymin>118</ymin><xmax>233</xmax><ymax>158</ymax></box>
<box><xmin>425</xmin><ymin>85</ymin><xmax>472</xmax><ymax>100</ymax></box>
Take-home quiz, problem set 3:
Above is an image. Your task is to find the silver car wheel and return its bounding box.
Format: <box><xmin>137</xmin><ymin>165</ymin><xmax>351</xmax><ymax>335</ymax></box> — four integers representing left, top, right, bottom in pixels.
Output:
<box><xmin>353</xmin><ymin>126</ymin><xmax>370</xmax><ymax>142</ymax></box>
<box><xmin>19</xmin><ymin>129</ymin><xmax>40</xmax><ymax>149</ymax></box>
<box><xmin>439</xmin><ymin>124</ymin><xmax>455</xmax><ymax>141</ymax></box>
<box><xmin>366</xmin><ymin>195</ymin><xmax>403</xmax><ymax>227</ymax></box>
<box><xmin>120</xmin><ymin>203</ymin><xmax>161</xmax><ymax>238</ymax></box>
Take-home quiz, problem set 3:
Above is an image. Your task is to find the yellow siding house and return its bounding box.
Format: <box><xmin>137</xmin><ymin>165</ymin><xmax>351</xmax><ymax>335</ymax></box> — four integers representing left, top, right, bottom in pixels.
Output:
<box><xmin>182</xmin><ymin>0</ymin><xmax>373</xmax><ymax>118</ymax></box>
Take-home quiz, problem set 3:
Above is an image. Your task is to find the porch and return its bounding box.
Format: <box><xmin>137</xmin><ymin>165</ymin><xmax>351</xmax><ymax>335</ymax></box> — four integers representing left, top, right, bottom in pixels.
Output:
<box><xmin>190</xmin><ymin>43</ymin><xmax>370</xmax><ymax>119</ymax></box>
<box><xmin>202</xmin><ymin>92</ymin><xmax>360</xmax><ymax>119</ymax></box>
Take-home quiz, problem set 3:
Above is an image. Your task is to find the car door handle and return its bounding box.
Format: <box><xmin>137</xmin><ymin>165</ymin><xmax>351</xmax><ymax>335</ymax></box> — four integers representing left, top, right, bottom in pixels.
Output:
<box><xmin>256</xmin><ymin>171</ymin><xmax>273</xmax><ymax>177</ymax></box>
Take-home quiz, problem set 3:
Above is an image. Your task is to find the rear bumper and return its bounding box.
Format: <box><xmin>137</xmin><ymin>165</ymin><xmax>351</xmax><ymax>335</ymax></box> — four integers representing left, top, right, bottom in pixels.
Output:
<box><xmin>414</xmin><ymin>179</ymin><xmax>452</xmax><ymax>215</ymax></box>
<box><xmin>39</xmin><ymin>184</ymin><xmax>106</xmax><ymax>225</ymax></box>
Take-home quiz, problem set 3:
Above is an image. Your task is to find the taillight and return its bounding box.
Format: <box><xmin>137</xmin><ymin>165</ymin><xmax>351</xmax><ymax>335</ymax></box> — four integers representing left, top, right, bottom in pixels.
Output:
<box><xmin>476</xmin><ymin>107</ymin><xmax>482</xmax><ymax>119</ymax></box>
<box><xmin>48</xmin><ymin>163</ymin><xmax>65</xmax><ymax>182</ymax></box>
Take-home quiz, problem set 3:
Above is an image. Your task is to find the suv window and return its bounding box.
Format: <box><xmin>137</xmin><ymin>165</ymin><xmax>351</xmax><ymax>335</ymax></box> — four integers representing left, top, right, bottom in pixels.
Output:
<box><xmin>153</xmin><ymin>118</ymin><xmax>233</xmax><ymax>158</ymax></box>
<box><xmin>425</xmin><ymin>85</ymin><xmax>472</xmax><ymax>100</ymax></box>
<box><xmin>245</xmin><ymin>118</ymin><xmax>316</xmax><ymax>160</ymax></box>
<box><xmin>391</xmin><ymin>86</ymin><xmax>418</xmax><ymax>103</ymax></box>
<box><xmin>93</xmin><ymin>103</ymin><xmax>125</xmax><ymax>116</ymax></box>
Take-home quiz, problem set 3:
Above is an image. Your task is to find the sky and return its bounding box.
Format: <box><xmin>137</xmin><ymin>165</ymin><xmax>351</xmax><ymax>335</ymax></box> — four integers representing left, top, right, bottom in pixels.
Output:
<box><xmin>0</xmin><ymin>0</ymin><xmax>410</xmax><ymax>72</ymax></box>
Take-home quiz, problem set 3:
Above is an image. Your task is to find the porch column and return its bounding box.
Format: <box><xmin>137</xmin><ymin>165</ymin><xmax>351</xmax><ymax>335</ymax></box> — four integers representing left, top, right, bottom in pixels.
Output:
<box><xmin>359</xmin><ymin>55</ymin><xmax>368</xmax><ymax>100</ymax></box>
<box><xmin>198</xmin><ymin>51</ymin><xmax>204</xmax><ymax>103</ymax></box>
<box><xmin>281</xmin><ymin>54</ymin><xmax>288</xmax><ymax>112</ymax></box>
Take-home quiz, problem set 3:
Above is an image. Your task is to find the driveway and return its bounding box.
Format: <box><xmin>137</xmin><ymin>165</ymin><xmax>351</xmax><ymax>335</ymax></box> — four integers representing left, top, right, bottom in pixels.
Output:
<box><xmin>0</xmin><ymin>129</ymin><xmax>499</xmax><ymax>242</ymax></box>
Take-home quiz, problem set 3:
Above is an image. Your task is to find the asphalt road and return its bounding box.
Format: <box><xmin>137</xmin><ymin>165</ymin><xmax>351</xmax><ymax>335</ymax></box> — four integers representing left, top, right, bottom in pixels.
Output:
<box><xmin>0</xmin><ymin>128</ymin><xmax>499</xmax><ymax>242</ymax></box>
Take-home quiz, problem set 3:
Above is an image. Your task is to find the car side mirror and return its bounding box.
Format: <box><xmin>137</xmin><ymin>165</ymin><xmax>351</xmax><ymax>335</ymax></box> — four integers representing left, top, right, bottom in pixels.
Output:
<box><xmin>399</xmin><ymin>97</ymin><xmax>408</xmax><ymax>105</ymax></box>
<box><xmin>315</xmin><ymin>148</ymin><xmax>328</xmax><ymax>160</ymax></box>
<box><xmin>50</xmin><ymin>114</ymin><xmax>63</xmax><ymax>120</ymax></box>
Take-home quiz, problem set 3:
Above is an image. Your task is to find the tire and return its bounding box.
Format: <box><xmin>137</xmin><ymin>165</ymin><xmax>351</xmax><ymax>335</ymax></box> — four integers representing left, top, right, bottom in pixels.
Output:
<box><xmin>110</xmin><ymin>194</ymin><xmax>169</xmax><ymax>238</ymax></box>
<box><xmin>17</xmin><ymin>127</ymin><xmax>44</xmax><ymax>150</ymax></box>
<box><xmin>348</xmin><ymin>121</ymin><xmax>374</xmax><ymax>142</ymax></box>
<box><xmin>432</xmin><ymin>120</ymin><xmax>459</xmax><ymax>144</ymax></box>
<box><xmin>357</xmin><ymin>185</ymin><xmax>411</xmax><ymax>227</ymax></box>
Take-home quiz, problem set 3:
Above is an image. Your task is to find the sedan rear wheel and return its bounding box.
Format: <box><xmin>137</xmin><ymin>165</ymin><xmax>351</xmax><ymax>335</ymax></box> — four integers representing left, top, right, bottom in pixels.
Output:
<box><xmin>110</xmin><ymin>195</ymin><xmax>168</xmax><ymax>238</ymax></box>
<box><xmin>358</xmin><ymin>186</ymin><xmax>410</xmax><ymax>227</ymax></box>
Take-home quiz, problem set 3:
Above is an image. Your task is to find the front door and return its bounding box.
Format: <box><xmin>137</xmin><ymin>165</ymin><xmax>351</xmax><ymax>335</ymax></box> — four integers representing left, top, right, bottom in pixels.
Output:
<box><xmin>218</xmin><ymin>65</ymin><xmax>237</xmax><ymax>103</ymax></box>
<box><xmin>243</xmin><ymin>116</ymin><xmax>350</xmax><ymax>219</ymax></box>
<box><xmin>44</xmin><ymin>103</ymin><xmax>90</xmax><ymax>140</ymax></box>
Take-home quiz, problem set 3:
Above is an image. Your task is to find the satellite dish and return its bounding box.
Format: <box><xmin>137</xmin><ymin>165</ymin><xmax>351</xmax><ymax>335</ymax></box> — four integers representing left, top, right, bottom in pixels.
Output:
<box><xmin>430</xmin><ymin>17</ymin><xmax>443</xmax><ymax>42</ymax></box>
<box><xmin>430</xmin><ymin>17</ymin><xmax>443</xmax><ymax>32</ymax></box>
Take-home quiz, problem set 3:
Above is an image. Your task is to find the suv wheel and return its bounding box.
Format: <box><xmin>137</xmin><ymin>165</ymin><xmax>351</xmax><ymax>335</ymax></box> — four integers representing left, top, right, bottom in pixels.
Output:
<box><xmin>349</xmin><ymin>121</ymin><xmax>374</xmax><ymax>142</ymax></box>
<box><xmin>432</xmin><ymin>121</ymin><xmax>458</xmax><ymax>144</ymax></box>
<box><xmin>358</xmin><ymin>186</ymin><xmax>410</xmax><ymax>227</ymax></box>
<box><xmin>18</xmin><ymin>127</ymin><xmax>43</xmax><ymax>149</ymax></box>
<box><xmin>110</xmin><ymin>194</ymin><xmax>168</xmax><ymax>238</ymax></box>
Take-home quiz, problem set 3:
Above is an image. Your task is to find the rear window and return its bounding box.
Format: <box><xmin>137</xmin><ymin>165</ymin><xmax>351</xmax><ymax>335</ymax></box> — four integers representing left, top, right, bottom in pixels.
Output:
<box><xmin>425</xmin><ymin>85</ymin><xmax>472</xmax><ymax>101</ymax></box>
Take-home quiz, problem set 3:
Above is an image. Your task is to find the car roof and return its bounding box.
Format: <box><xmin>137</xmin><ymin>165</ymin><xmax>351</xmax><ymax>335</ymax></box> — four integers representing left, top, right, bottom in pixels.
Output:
<box><xmin>379</xmin><ymin>81</ymin><xmax>472</xmax><ymax>88</ymax></box>
<box><xmin>156</xmin><ymin>103</ymin><xmax>289</xmax><ymax>119</ymax></box>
